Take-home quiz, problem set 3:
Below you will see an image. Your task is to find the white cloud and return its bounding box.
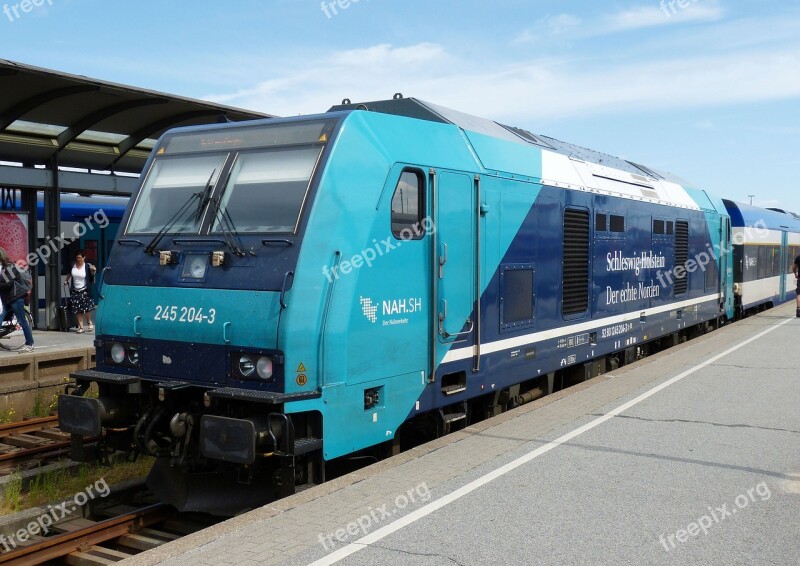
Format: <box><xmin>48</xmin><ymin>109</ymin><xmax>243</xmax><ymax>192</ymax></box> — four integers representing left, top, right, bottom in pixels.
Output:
<box><xmin>205</xmin><ymin>43</ymin><xmax>450</xmax><ymax>114</ymax></box>
<box><xmin>514</xmin><ymin>13</ymin><xmax>582</xmax><ymax>43</ymax></box>
<box><xmin>608</xmin><ymin>3</ymin><xmax>724</xmax><ymax>32</ymax></box>
<box><xmin>515</xmin><ymin>2</ymin><xmax>724</xmax><ymax>43</ymax></box>
<box><xmin>694</xmin><ymin>120</ymin><xmax>716</xmax><ymax>131</ymax></box>
<box><xmin>203</xmin><ymin>40</ymin><xmax>800</xmax><ymax>124</ymax></box>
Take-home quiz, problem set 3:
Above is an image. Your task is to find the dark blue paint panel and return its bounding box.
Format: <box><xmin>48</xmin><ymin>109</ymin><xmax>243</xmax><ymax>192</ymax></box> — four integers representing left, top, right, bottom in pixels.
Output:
<box><xmin>424</xmin><ymin>184</ymin><xmax>725</xmax><ymax>419</ymax></box>
<box><xmin>142</xmin><ymin>340</ymin><xmax>228</xmax><ymax>384</ymax></box>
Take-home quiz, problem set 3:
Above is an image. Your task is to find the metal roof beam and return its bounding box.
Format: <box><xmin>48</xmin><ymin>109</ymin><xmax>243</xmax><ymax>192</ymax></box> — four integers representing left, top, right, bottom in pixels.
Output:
<box><xmin>56</xmin><ymin>98</ymin><xmax>169</xmax><ymax>149</ymax></box>
<box><xmin>0</xmin><ymin>163</ymin><xmax>138</xmax><ymax>194</ymax></box>
<box><xmin>0</xmin><ymin>85</ymin><xmax>100</xmax><ymax>131</ymax></box>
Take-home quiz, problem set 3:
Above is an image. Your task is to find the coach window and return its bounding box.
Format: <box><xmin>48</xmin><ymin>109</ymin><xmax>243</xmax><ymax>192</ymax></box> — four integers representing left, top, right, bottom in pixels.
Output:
<box><xmin>391</xmin><ymin>170</ymin><xmax>425</xmax><ymax>240</ymax></box>
<box><xmin>757</xmin><ymin>246</ymin><xmax>767</xmax><ymax>279</ymax></box>
<box><xmin>610</xmin><ymin>214</ymin><xmax>625</xmax><ymax>233</ymax></box>
<box><xmin>653</xmin><ymin>219</ymin><xmax>665</xmax><ymax>235</ymax></box>
<box><xmin>770</xmin><ymin>246</ymin><xmax>781</xmax><ymax>277</ymax></box>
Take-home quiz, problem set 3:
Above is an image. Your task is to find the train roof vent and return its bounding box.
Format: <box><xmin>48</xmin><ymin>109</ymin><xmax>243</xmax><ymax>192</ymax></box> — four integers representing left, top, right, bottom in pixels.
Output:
<box><xmin>765</xmin><ymin>208</ymin><xmax>800</xmax><ymax>219</ymax></box>
<box><xmin>497</xmin><ymin>124</ymin><xmax>555</xmax><ymax>149</ymax></box>
<box><xmin>626</xmin><ymin>161</ymin><xmax>664</xmax><ymax>180</ymax></box>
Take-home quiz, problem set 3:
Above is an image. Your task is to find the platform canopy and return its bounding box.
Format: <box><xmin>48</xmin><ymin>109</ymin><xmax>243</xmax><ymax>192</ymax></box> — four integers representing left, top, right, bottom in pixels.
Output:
<box><xmin>0</xmin><ymin>58</ymin><xmax>271</xmax><ymax>175</ymax></box>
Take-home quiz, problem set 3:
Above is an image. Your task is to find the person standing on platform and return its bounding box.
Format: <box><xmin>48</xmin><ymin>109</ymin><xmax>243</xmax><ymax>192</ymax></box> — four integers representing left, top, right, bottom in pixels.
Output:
<box><xmin>64</xmin><ymin>251</ymin><xmax>97</xmax><ymax>333</ymax></box>
<box><xmin>0</xmin><ymin>247</ymin><xmax>34</xmax><ymax>353</ymax></box>
<box><xmin>794</xmin><ymin>253</ymin><xmax>800</xmax><ymax>318</ymax></box>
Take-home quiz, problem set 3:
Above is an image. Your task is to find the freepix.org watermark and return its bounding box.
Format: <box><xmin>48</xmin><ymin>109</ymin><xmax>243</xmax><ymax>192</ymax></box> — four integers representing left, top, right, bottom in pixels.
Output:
<box><xmin>655</xmin><ymin>220</ymin><xmax>769</xmax><ymax>289</ymax></box>
<box><xmin>317</xmin><ymin>482</ymin><xmax>432</xmax><ymax>551</ymax></box>
<box><xmin>320</xmin><ymin>0</ymin><xmax>376</xmax><ymax>19</ymax></box>
<box><xmin>0</xmin><ymin>478</ymin><xmax>110</xmax><ymax>552</ymax></box>
<box><xmin>0</xmin><ymin>209</ymin><xmax>109</xmax><ymax>285</ymax></box>
<box><xmin>3</xmin><ymin>0</ymin><xmax>53</xmax><ymax>23</ymax></box>
<box><xmin>658</xmin><ymin>482</ymin><xmax>771</xmax><ymax>552</ymax></box>
<box><xmin>660</xmin><ymin>0</ymin><xmax>705</xmax><ymax>18</ymax></box>
<box><xmin>321</xmin><ymin>217</ymin><xmax>435</xmax><ymax>283</ymax></box>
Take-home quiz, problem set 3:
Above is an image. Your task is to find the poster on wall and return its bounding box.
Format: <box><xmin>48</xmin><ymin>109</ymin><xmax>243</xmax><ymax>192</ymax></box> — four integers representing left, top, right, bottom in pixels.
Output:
<box><xmin>0</xmin><ymin>212</ymin><xmax>30</xmax><ymax>267</ymax></box>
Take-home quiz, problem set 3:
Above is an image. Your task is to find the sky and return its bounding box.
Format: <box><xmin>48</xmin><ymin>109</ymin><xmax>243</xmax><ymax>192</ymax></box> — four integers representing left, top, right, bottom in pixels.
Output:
<box><xmin>0</xmin><ymin>0</ymin><xmax>798</xmax><ymax>212</ymax></box>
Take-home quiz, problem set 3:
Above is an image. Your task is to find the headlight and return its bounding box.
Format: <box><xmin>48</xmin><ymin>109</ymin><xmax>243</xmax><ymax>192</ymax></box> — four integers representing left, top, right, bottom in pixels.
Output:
<box><xmin>181</xmin><ymin>254</ymin><xmax>209</xmax><ymax>280</ymax></box>
<box><xmin>231</xmin><ymin>353</ymin><xmax>276</xmax><ymax>382</ymax></box>
<box><xmin>111</xmin><ymin>343</ymin><xmax>126</xmax><ymax>364</ymax></box>
<box><xmin>127</xmin><ymin>345</ymin><xmax>140</xmax><ymax>366</ymax></box>
<box><xmin>238</xmin><ymin>355</ymin><xmax>255</xmax><ymax>377</ymax></box>
<box><xmin>105</xmin><ymin>341</ymin><xmax>141</xmax><ymax>368</ymax></box>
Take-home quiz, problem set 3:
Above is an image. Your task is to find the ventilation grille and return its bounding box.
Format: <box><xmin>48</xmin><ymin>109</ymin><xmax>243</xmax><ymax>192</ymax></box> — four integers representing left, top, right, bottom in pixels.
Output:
<box><xmin>562</xmin><ymin>209</ymin><xmax>590</xmax><ymax>315</ymax></box>
<box><xmin>674</xmin><ymin>220</ymin><xmax>689</xmax><ymax>295</ymax></box>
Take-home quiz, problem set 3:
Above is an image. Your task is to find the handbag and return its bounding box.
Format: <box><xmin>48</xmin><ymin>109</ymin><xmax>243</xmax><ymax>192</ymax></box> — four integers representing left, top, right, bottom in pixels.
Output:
<box><xmin>10</xmin><ymin>278</ymin><xmax>28</xmax><ymax>300</ymax></box>
<box><xmin>9</xmin><ymin>268</ymin><xmax>33</xmax><ymax>300</ymax></box>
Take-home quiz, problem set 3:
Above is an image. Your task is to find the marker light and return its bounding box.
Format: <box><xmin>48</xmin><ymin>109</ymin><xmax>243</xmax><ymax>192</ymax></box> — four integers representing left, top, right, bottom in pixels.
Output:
<box><xmin>211</xmin><ymin>251</ymin><xmax>226</xmax><ymax>267</ymax></box>
<box><xmin>256</xmin><ymin>356</ymin><xmax>273</xmax><ymax>380</ymax></box>
<box><xmin>110</xmin><ymin>343</ymin><xmax>125</xmax><ymax>364</ymax></box>
<box><xmin>159</xmin><ymin>251</ymin><xmax>177</xmax><ymax>265</ymax></box>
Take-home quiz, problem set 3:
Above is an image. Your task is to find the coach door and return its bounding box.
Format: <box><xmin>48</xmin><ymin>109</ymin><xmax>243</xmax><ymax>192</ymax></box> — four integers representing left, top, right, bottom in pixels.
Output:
<box><xmin>433</xmin><ymin>171</ymin><xmax>477</xmax><ymax>366</ymax></box>
<box><xmin>780</xmin><ymin>230</ymin><xmax>789</xmax><ymax>301</ymax></box>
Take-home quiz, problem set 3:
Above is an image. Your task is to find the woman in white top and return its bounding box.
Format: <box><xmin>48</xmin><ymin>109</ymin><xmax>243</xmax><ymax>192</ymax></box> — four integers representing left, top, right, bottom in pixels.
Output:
<box><xmin>64</xmin><ymin>251</ymin><xmax>97</xmax><ymax>333</ymax></box>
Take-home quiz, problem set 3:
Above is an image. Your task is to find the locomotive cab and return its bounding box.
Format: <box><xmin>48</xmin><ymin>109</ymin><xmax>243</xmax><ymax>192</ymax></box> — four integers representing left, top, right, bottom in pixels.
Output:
<box><xmin>59</xmin><ymin>116</ymin><xmax>342</xmax><ymax>514</ymax></box>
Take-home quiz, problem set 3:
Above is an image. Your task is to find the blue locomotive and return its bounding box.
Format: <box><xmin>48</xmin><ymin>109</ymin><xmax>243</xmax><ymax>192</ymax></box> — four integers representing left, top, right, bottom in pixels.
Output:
<box><xmin>58</xmin><ymin>97</ymin><xmax>800</xmax><ymax>514</ymax></box>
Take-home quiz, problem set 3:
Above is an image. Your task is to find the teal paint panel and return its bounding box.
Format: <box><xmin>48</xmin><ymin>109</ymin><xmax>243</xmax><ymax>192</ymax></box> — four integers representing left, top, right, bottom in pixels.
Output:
<box><xmin>684</xmin><ymin>187</ymin><xmax>734</xmax><ymax>318</ymax></box>
<box><xmin>289</xmin><ymin>371</ymin><xmax>426</xmax><ymax>460</ymax></box>
<box><xmin>684</xmin><ymin>188</ymin><xmax>719</xmax><ymax>213</ymax></box>
<box><xmin>97</xmin><ymin>284</ymin><xmax>281</xmax><ymax>348</ymax></box>
<box><xmin>464</xmin><ymin>130</ymin><xmax>542</xmax><ymax>178</ymax></box>
<box><xmin>281</xmin><ymin>112</ymin><xmax>482</xmax><ymax>391</ymax></box>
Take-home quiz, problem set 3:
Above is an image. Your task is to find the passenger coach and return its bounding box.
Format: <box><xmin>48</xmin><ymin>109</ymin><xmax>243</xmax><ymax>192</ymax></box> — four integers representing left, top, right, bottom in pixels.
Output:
<box><xmin>724</xmin><ymin>199</ymin><xmax>800</xmax><ymax>316</ymax></box>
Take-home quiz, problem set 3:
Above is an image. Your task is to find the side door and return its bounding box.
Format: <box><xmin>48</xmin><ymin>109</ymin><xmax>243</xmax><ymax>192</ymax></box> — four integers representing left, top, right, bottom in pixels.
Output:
<box><xmin>434</xmin><ymin>171</ymin><xmax>477</xmax><ymax>367</ymax></box>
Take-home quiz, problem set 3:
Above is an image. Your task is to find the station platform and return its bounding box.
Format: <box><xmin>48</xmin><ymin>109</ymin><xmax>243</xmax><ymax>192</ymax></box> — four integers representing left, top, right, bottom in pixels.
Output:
<box><xmin>0</xmin><ymin>329</ymin><xmax>95</xmax><ymax>416</ymax></box>
<box><xmin>125</xmin><ymin>303</ymin><xmax>800</xmax><ymax>566</ymax></box>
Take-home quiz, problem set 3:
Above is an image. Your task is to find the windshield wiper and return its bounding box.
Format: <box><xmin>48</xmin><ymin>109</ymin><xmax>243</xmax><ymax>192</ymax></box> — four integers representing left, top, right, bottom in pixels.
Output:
<box><xmin>144</xmin><ymin>170</ymin><xmax>217</xmax><ymax>255</ymax></box>
<box><xmin>144</xmin><ymin>191</ymin><xmax>201</xmax><ymax>255</ymax></box>
<box><xmin>194</xmin><ymin>169</ymin><xmax>217</xmax><ymax>224</ymax></box>
<box><xmin>208</xmin><ymin>196</ymin><xmax>246</xmax><ymax>257</ymax></box>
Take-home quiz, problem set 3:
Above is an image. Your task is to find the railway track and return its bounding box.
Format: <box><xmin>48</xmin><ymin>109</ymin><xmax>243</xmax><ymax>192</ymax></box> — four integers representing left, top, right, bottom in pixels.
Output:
<box><xmin>0</xmin><ymin>497</ymin><xmax>217</xmax><ymax>565</ymax></box>
<box><xmin>0</xmin><ymin>416</ymin><xmax>77</xmax><ymax>475</ymax></box>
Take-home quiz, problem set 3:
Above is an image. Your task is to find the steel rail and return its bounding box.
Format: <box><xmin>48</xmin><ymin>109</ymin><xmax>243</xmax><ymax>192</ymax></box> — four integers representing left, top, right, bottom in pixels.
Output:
<box><xmin>0</xmin><ymin>503</ymin><xmax>175</xmax><ymax>564</ymax></box>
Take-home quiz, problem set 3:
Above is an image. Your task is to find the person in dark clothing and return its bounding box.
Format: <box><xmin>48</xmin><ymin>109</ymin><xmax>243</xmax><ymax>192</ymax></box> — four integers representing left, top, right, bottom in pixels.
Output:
<box><xmin>793</xmin><ymin>254</ymin><xmax>800</xmax><ymax>318</ymax></box>
<box><xmin>0</xmin><ymin>247</ymin><xmax>34</xmax><ymax>352</ymax></box>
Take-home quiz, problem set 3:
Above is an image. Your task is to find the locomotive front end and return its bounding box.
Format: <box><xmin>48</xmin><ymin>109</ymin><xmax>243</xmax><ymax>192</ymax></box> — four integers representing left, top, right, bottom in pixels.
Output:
<box><xmin>58</xmin><ymin>116</ymin><xmax>338</xmax><ymax>514</ymax></box>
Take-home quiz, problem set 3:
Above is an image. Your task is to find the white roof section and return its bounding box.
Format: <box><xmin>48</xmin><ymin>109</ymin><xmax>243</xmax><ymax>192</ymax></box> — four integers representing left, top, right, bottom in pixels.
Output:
<box><xmin>541</xmin><ymin>151</ymin><xmax>702</xmax><ymax>211</ymax></box>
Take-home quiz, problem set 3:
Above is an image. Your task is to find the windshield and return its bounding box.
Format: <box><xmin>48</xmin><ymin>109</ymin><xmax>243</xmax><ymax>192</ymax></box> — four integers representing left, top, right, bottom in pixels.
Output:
<box><xmin>126</xmin><ymin>154</ymin><xmax>226</xmax><ymax>234</ymax></box>
<box><xmin>210</xmin><ymin>147</ymin><xmax>321</xmax><ymax>234</ymax></box>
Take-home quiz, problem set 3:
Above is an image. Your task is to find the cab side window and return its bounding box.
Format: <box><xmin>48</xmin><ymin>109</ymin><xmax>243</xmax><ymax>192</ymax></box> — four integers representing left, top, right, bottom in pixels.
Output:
<box><xmin>391</xmin><ymin>170</ymin><xmax>425</xmax><ymax>240</ymax></box>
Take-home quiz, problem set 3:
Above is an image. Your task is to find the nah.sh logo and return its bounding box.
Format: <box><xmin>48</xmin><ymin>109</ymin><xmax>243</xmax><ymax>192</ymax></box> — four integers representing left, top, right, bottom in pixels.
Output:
<box><xmin>360</xmin><ymin>297</ymin><xmax>378</xmax><ymax>323</ymax></box>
